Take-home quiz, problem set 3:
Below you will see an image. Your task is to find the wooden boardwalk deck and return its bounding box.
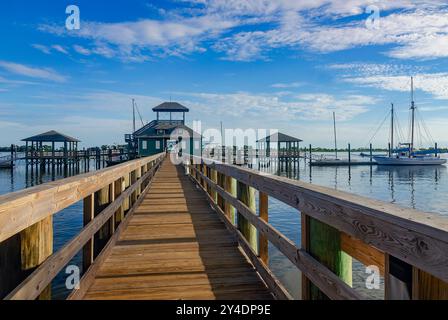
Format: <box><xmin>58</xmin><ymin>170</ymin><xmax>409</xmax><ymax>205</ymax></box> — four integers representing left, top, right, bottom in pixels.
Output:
<box><xmin>82</xmin><ymin>160</ymin><xmax>273</xmax><ymax>300</ymax></box>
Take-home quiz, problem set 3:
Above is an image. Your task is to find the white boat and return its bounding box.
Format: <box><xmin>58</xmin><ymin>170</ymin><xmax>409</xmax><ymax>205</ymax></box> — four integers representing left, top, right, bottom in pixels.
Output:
<box><xmin>374</xmin><ymin>155</ymin><xmax>446</xmax><ymax>166</ymax></box>
<box><xmin>375</xmin><ymin>77</ymin><xmax>446</xmax><ymax>166</ymax></box>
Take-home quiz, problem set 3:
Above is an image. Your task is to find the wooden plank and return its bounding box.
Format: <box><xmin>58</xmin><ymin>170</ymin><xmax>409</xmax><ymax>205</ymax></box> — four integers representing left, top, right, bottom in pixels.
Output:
<box><xmin>80</xmin><ymin>160</ymin><xmax>272</xmax><ymax>300</ymax></box>
<box><xmin>301</xmin><ymin>214</ymin><xmax>310</xmax><ymax>300</ymax></box>
<box><xmin>259</xmin><ymin>192</ymin><xmax>268</xmax><ymax>264</ymax></box>
<box><xmin>341</xmin><ymin>233</ymin><xmax>385</xmax><ymax>275</ymax></box>
<box><xmin>0</xmin><ymin>153</ymin><xmax>165</xmax><ymax>243</ymax></box>
<box><xmin>83</xmin><ymin>195</ymin><xmax>95</xmax><ymax>272</ymax></box>
<box><xmin>190</xmin><ymin>156</ymin><xmax>448</xmax><ymax>283</ymax></box>
<box><xmin>413</xmin><ymin>268</ymin><xmax>448</xmax><ymax>300</ymax></box>
<box><xmin>193</xmin><ymin>176</ymin><xmax>290</xmax><ymax>300</ymax></box>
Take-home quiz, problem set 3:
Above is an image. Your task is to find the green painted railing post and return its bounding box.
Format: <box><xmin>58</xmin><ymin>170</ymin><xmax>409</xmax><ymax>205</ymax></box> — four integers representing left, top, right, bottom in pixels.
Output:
<box><xmin>309</xmin><ymin>217</ymin><xmax>352</xmax><ymax>299</ymax></box>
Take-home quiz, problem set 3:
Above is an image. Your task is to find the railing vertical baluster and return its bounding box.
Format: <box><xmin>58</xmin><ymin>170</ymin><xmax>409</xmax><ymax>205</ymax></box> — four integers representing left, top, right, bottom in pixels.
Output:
<box><xmin>18</xmin><ymin>217</ymin><xmax>53</xmax><ymax>300</ymax></box>
<box><xmin>123</xmin><ymin>172</ymin><xmax>130</xmax><ymax>215</ymax></box>
<box><xmin>211</xmin><ymin>168</ymin><xmax>218</xmax><ymax>203</ymax></box>
<box><xmin>224</xmin><ymin>175</ymin><xmax>237</xmax><ymax>225</ymax></box>
<box><xmin>83</xmin><ymin>194</ymin><xmax>95</xmax><ymax>273</ymax></box>
<box><xmin>130</xmin><ymin>170</ymin><xmax>137</xmax><ymax>206</ymax></box>
<box><xmin>97</xmin><ymin>184</ymin><xmax>112</xmax><ymax>250</ymax></box>
<box><xmin>217</xmin><ymin>172</ymin><xmax>225</xmax><ymax>211</ymax></box>
<box><xmin>110</xmin><ymin>182</ymin><xmax>116</xmax><ymax>235</ymax></box>
<box><xmin>114</xmin><ymin>177</ymin><xmax>124</xmax><ymax>227</ymax></box>
<box><xmin>259</xmin><ymin>192</ymin><xmax>269</xmax><ymax>264</ymax></box>
<box><xmin>308</xmin><ymin>217</ymin><xmax>353</xmax><ymax>299</ymax></box>
<box><xmin>301</xmin><ymin>213</ymin><xmax>310</xmax><ymax>300</ymax></box>
<box><xmin>136</xmin><ymin>166</ymin><xmax>142</xmax><ymax>196</ymax></box>
<box><xmin>201</xmin><ymin>161</ymin><xmax>207</xmax><ymax>189</ymax></box>
<box><xmin>237</xmin><ymin>181</ymin><xmax>258</xmax><ymax>253</ymax></box>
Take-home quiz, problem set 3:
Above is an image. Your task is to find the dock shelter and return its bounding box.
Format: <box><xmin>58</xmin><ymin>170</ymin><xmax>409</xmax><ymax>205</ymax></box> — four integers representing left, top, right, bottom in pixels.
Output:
<box><xmin>257</xmin><ymin>132</ymin><xmax>302</xmax><ymax>159</ymax></box>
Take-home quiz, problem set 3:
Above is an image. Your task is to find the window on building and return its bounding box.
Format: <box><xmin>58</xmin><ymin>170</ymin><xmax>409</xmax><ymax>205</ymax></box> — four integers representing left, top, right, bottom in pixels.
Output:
<box><xmin>156</xmin><ymin>140</ymin><xmax>161</xmax><ymax>150</ymax></box>
<box><xmin>194</xmin><ymin>141</ymin><xmax>200</xmax><ymax>149</ymax></box>
<box><xmin>142</xmin><ymin>141</ymin><xmax>148</xmax><ymax>150</ymax></box>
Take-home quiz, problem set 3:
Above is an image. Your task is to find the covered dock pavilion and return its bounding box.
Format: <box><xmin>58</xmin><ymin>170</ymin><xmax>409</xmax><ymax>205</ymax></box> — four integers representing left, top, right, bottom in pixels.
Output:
<box><xmin>22</xmin><ymin>130</ymin><xmax>81</xmax><ymax>168</ymax></box>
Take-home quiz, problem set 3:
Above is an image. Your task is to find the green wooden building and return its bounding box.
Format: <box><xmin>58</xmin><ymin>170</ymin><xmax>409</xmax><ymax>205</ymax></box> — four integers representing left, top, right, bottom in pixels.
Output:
<box><xmin>125</xmin><ymin>102</ymin><xmax>202</xmax><ymax>157</ymax></box>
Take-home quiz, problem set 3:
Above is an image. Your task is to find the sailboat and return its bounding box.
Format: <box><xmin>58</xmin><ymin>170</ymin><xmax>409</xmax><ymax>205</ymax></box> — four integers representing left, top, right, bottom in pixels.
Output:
<box><xmin>374</xmin><ymin>77</ymin><xmax>447</xmax><ymax>166</ymax></box>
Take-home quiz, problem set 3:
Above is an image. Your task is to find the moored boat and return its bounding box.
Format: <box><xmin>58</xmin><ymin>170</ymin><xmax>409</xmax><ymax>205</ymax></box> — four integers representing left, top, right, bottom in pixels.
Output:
<box><xmin>375</xmin><ymin>77</ymin><xmax>446</xmax><ymax>166</ymax></box>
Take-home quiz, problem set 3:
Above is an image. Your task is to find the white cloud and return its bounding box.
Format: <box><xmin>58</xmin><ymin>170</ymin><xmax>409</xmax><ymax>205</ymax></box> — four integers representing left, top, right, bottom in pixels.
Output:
<box><xmin>180</xmin><ymin>91</ymin><xmax>375</xmax><ymax>121</ymax></box>
<box><xmin>51</xmin><ymin>45</ymin><xmax>69</xmax><ymax>54</ymax></box>
<box><xmin>214</xmin><ymin>7</ymin><xmax>448</xmax><ymax>61</ymax></box>
<box><xmin>37</xmin><ymin>1</ymin><xmax>448</xmax><ymax>62</ymax></box>
<box><xmin>0</xmin><ymin>76</ymin><xmax>38</xmax><ymax>85</ymax></box>
<box><xmin>345</xmin><ymin>73</ymin><xmax>448</xmax><ymax>100</ymax></box>
<box><xmin>271</xmin><ymin>82</ymin><xmax>304</xmax><ymax>88</ymax></box>
<box><xmin>329</xmin><ymin>63</ymin><xmax>448</xmax><ymax>100</ymax></box>
<box><xmin>32</xmin><ymin>44</ymin><xmax>51</xmax><ymax>54</ymax></box>
<box><xmin>73</xmin><ymin>45</ymin><xmax>92</xmax><ymax>56</ymax></box>
<box><xmin>40</xmin><ymin>14</ymin><xmax>237</xmax><ymax>61</ymax></box>
<box><xmin>0</xmin><ymin>61</ymin><xmax>67</xmax><ymax>82</ymax></box>
<box><xmin>32</xmin><ymin>44</ymin><xmax>69</xmax><ymax>55</ymax></box>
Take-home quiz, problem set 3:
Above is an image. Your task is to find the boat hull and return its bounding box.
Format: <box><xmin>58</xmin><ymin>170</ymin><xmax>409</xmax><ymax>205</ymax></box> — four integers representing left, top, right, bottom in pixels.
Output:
<box><xmin>373</xmin><ymin>156</ymin><xmax>447</xmax><ymax>166</ymax></box>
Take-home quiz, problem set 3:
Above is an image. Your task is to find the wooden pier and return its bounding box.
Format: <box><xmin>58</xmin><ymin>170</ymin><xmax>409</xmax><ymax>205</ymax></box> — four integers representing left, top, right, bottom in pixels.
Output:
<box><xmin>1</xmin><ymin>153</ymin><xmax>448</xmax><ymax>300</ymax></box>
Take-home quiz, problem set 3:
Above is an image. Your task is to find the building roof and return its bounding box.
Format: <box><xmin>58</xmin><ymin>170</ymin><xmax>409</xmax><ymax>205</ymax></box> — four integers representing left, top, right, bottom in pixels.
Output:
<box><xmin>153</xmin><ymin>102</ymin><xmax>189</xmax><ymax>113</ymax></box>
<box><xmin>257</xmin><ymin>132</ymin><xmax>302</xmax><ymax>143</ymax></box>
<box><xmin>22</xmin><ymin>130</ymin><xmax>81</xmax><ymax>143</ymax></box>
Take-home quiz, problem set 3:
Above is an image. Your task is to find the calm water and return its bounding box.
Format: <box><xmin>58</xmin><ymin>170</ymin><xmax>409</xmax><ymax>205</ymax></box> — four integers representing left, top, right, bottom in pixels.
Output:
<box><xmin>1</xmin><ymin>152</ymin><xmax>447</xmax><ymax>299</ymax></box>
<box><xmin>259</xmin><ymin>152</ymin><xmax>448</xmax><ymax>299</ymax></box>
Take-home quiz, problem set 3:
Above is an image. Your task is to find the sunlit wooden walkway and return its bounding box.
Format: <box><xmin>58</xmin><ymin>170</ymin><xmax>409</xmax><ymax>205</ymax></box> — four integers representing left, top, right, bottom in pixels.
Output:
<box><xmin>82</xmin><ymin>160</ymin><xmax>273</xmax><ymax>300</ymax></box>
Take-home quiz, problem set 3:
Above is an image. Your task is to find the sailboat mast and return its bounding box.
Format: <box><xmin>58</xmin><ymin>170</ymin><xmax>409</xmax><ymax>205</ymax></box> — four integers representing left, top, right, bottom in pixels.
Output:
<box><xmin>391</xmin><ymin>103</ymin><xmax>394</xmax><ymax>154</ymax></box>
<box><xmin>410</xmin><ymin>77</ymin><xmax>415</xmax><ymax>155</ymax></box>
<box><xmin>132</xmin><ymin>98</ymin><xmax>136</xmax><ymax>133</ymax></box>
<box><xmin>333</xmin><ymin>112</ymin><xmax>338</xmax><ymax>159</ymax></box>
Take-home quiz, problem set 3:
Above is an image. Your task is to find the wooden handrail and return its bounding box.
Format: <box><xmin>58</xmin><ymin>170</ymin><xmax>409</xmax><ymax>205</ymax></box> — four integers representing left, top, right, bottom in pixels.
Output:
<box><xmin>186</xmin><ymin>155</ymin><xmax>448</xmax><ymax>300</ymax></box>
<box><xmin>0</xmin><ymin>154</ymin><xmax>165</xmax><ymax>243</ymax></box>
<box><xmin>194</xmin><ymin>169</ymin><xmax>364</xmax><ymax>299</ymax></box>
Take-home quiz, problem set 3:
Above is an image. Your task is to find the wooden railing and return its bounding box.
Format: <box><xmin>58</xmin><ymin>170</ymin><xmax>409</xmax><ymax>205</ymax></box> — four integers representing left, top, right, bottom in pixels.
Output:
<box><xmin>0</xmin><ymin>153</ymin><xmax>165</xmax><ymax>300</ymax></box>
<box><xmin>186</xmin><ymin>155</ymin><xmax>448</xmax><ymax>300</ymax></box>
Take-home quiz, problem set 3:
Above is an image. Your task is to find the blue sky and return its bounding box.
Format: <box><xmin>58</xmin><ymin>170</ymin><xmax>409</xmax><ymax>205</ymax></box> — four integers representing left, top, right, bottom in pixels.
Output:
<box><xmin>1</xmin><ymin>0</ymin><xmax>448</xmax><ymax>148</ymax></box>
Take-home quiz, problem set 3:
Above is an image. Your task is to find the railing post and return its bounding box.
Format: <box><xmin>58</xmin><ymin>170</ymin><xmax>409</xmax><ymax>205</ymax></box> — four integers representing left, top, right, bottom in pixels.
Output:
<box><xmin>110</xmin><ymin>181</ymin><xmax>116</xmax><ymax>235</ymax></box>
<box><xmin>136</xmin><ymin>166</ymin><xmax>142</xmax><ymax>197</ymax></box>
<box><xmin>123</xmin><ymin>172</ymin><xmax>130</xmax><ymax>214</ymax></box>
<box><xmin>259</xmin><ymin>192</ymin><xmax>269</xmax><ymax>264</ymax></box>
<box><xmin>83</xmin><ymin>194</ymin><xmax>95</xmax><ymax>273</ymax></box>
<box><xmin>16</xmin><ymin>217</ymin><xmax>53</xmax><ymax>300</ymax></box>
<box><xmin>96</xmin><ymin>185</ymin><xmax>112</xmax><ymax>250</ymax></box>
<box><xmin>217</xmin><ymin>172</ymin><xmax>225</xmax><ymax>211</ymax></box>
<box><xmin>224</xmin><ymin>175</ymin><xmax>237</xmax><ymax>225</ymax></box>
<box><xmin>114</xmin><ymin>177</ymin><xmax>124</xmax><ymax>227</ymax></box>
<box><xmin>308</xmin><ymin>217</ymin><xmax>353</xmax><ymax>299</ymax></box>
<box><xmin>130</xmin><ymin>169</ymin><xmax>137</xmax><ymax>206</ymax></box>
<box><xmin>301</xmin><ymin>214</ymin><xmax>310</xmax><ymax>300</ymax></box>
<box><xmin>211</xmin><ymin>168</ymin><xmax>218</xmax><ymax>204</ymax></box>
<box><xmin>237</xmin><ymin>181</ymin><xmax>258</xmax><ymax>253</ymax></box>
